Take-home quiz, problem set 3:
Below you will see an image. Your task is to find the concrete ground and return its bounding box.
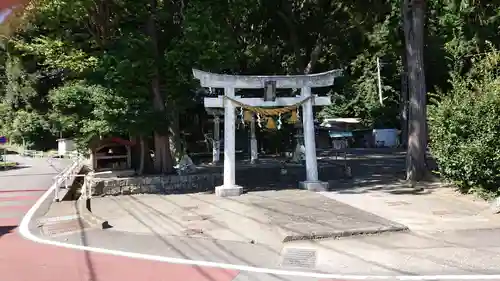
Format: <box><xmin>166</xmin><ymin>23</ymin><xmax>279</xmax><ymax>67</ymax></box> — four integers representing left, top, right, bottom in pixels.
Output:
<box><xmin>29</xmin><ymin>149</ymin><xmax>500</xmax><ymax>279</ymax></box>
<box><xmin>321</xmin><ymin>176</ymin><xmax>499</xmax><ymax>232</ymax></box>
<box><xmin>90</xmin><ymin>190</ymin><xmax>406</xmax><ymax>243</ymax></box>
<box><xmin>36</xmin><ymin>181</ymin><xmax>500</xmax><ymax>277</ymax></box>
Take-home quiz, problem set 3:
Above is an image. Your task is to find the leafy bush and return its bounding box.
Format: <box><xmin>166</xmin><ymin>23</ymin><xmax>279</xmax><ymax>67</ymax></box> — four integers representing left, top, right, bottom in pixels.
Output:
<box><xmin>429</xmin><ymin>48</ymin><xmax>500</xmax><ymax>198</ymax></box>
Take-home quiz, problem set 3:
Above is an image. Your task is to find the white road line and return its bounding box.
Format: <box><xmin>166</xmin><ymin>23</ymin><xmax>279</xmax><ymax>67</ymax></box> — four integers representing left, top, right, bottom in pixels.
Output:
<box><xmin>38</xmin><ymin>214</ymin><xmax>80</xmax><ymax>224</ymax></box>
<box><xmin>19</xmin><ymin>180</ymin><xmax>500</xmax><ymax>280</ymax></box>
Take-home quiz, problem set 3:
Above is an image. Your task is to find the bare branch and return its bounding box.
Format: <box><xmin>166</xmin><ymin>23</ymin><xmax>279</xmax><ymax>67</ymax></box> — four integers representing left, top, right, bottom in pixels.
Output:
<box><xmin>276</xmin><ymin>9</ymin><xmax>304</xmax><ymax>74</ymax></box>
<box><xmin>304</xmin><ymin>40</ymin><xmax>322</xmax><ymax>74</ymax></box>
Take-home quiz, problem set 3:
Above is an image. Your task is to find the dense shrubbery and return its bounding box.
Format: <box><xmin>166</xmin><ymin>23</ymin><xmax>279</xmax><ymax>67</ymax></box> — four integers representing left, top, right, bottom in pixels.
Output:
<box><xmin>429</xmin><ymin>49</ymin><xmax>500</xmax><ymax>198</ymax></box>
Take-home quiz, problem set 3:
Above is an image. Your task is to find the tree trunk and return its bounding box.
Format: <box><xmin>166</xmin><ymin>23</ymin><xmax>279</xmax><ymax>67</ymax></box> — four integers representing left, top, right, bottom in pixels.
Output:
<box><xmin>153</xmin><ymin>132</ymin><xmax>172</xmax><ymax>173</ymax></box>
<box><xmin>400</xmin><ymin>51</ymin><xmax>409</xmax><ymax>148</ymax></box>
<box><xmin>138</xmin><ymin>136</ymin><xmax>145</xmax><ymax>175</ymax></box>
<box><xmin>403</xmin><ymin>0</ymin><xmax>427</xmax><ymax>182</ymax></box>
<box><xmin>169</xmin><ymin>108</ymin><xmax>181</xmax><ymax>164</ymax></box>
<box><xmin>147</xmin><ymin>0</ymin><xmax>173</xmax><ymax>174</ymax></box>
<box><xmin>130</xmin><ymin>135</ymin><xmax>152</xmax><ymax>174</ymax></box>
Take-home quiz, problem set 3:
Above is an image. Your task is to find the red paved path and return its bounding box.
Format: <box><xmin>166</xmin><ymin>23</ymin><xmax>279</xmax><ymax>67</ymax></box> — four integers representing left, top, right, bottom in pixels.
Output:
<box><xmin>0</xmin><ymin>0</ymin><xmax>27</xmax><ymax>10</ymax></box>
<box><xmin>0</xmin><ymin>156</ymin><xmax>338</xmax><ymax>281</ymax></box>
<box><xmin>0</xmin><ymin>189</ymin><xmax>239</xmax><ymax>281</ymax></box>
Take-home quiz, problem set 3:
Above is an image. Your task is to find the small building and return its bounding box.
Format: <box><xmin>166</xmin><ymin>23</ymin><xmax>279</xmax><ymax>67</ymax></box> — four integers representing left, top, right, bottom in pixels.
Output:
<box><xmin>320</xmin><ymin>118</ymin><xmax>362</xmax><ymax>148</ymax></box>
<box><xmin>89</xmin><ymin>137</ymin><xmax>135</xmax><ymax>173</ymax></box>
<box><xmin>57</xmin><ymin>138</ymin><xmax>76</xmax><ymax>157</ymax></box>
<box><xmin>372</xmin><ymin>128</ymin><xmax>400</xmax><ymax>147</ymax></box>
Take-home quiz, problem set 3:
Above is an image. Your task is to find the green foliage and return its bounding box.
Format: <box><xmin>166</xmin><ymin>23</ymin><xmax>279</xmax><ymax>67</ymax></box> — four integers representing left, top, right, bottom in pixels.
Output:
<box><xmin>1</xmin><ymin>0</ymin><xmax>500</xmax><ymax>173</ymax></box>
<box><xmin>429</xmin><ymin>47</ymin><xmax>500</xmax><ymax>198</ymax></box>
<box><xmin>0</xmin><ymin>162</ymin><xmax>18</xmax><ymax>168</ymax></box>
<box><xmin>319</xmin><ymin>1</ymin><xmax>403</xmax><ymax>128</ymax></box>
<box><xmin>49</xmin><ymin>81</ymin><xmax>107</xmax><ymax>137</ymax></box>
<box><xmin>13</xmin><ymin>37</ymin><xmax>98</xmax><ymax>74</ymax></box>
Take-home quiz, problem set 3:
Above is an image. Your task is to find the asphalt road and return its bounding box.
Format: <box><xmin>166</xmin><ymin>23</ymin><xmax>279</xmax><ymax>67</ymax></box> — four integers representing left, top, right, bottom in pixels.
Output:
<box><xmin>0</xmin><ymin>155</ymin><xmax>238</xmax><ymax>281</ymax></box>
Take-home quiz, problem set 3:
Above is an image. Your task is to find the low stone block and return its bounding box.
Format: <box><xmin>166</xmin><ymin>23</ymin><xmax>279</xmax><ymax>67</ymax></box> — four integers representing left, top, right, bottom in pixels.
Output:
<box><xmin>145</xmin><ymin>184</ymin><xmax>158</xmax><ymax>193</ymax></box>
<box><xmin>151</xmin><ymin>177</ymin><xmax>163</xmax><ymax>185</ymax></box>
<box><xmin>299</xmin><ymin>181</ymin><xmax>329</xmax><ymax>192</ymax></box>
<box><xmin>129</xmin><ymin>184</ymin><xmax>141</xmax><ymax>194</ymax></box>
<box><xmin>215</xmin><ymin>185</ymin><xmax>243</xmax><ymax>197</ymax></box>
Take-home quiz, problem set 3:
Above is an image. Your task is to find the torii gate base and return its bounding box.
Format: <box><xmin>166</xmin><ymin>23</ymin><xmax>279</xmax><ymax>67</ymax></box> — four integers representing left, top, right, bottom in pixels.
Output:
<box><xmin>217</xmin><ymin>184</ymin><xmax>243</xmax><ymax>197</ymax></box>
<box><xmin>194</xmin><ymin>69</ymin><xmax>341</xmax><ymax>197</ymax></box>
<box><xmin>299</xmin><ymin>181</ymin><xmax>329</xmax><ymax>191</ymax></box>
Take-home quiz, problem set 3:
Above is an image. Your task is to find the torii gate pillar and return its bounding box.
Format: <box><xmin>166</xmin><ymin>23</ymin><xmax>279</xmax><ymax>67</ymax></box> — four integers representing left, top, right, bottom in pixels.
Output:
<box><xmin>194</xmin><ymin>69</ymin><xmax>342</xmax><ymax>196</ymax></box>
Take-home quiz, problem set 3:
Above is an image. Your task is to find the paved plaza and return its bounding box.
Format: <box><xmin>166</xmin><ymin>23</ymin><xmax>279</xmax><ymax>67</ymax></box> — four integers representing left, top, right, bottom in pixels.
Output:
<box><xmin>32</xmin><ymin>151</ymin><xmax>500</xmax><ymax>277</ymax></box>
<box><xmin>3</xmin><ymin>151</ymin><xmax>500</xmax><ymax>280</ymax></box>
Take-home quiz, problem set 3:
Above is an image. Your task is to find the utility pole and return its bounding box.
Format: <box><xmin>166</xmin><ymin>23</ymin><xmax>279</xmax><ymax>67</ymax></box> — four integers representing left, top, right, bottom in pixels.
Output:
<box><xmin>377</xmin><ymin>57</ymin><xmax>383</xmax><ymax>105</ymax></box>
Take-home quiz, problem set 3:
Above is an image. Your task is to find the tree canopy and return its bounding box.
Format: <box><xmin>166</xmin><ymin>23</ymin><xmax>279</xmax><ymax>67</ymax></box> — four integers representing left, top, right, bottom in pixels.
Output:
<box><xmin>0</xmin><ymin>0</ymin><xmax>499</xmax><ymax>194</ymax></box>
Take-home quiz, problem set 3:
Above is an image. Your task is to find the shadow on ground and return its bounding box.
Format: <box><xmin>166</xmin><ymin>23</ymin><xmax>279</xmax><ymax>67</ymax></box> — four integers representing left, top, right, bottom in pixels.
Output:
<box><xmin>0</xmin><ymin>226</ymin><xmax>16</xmax><ymax>238</ymax></box>
<box><xmin>2</xmin><ymin>149</ymin><xmax>19</xmax><ymax>155</ymax></box>
<box><xmin>329</xmin><ymin>174</ymin><xmax>442</xmax><ymax>195</ymax></box>
<box><xmin>0</xmin><ymin>164</ymin><xmax>30</xmax><ymax>172</ymax></box>
<box><xmin>320</xmin><ymin>148</ymin><xmax>443</xmax><ymax>195</ymax></box>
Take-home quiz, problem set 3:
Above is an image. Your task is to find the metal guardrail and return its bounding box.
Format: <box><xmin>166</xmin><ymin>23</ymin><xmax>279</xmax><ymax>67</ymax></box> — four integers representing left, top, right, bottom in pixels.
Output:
<box><xmin>82</xmin><ymin>174</ymin><xmax>92</xmax><ymax>200</ymax></box>
<box><xmin>53</xmin><ymin>154</ymin><xmax>85</xmax><ymax>202</ymax></box>
<box><xmin>80</xmin><ymin>171</ymin><xmax>112</xmax><ymax>200</ymax></box>
<box><xmin>49</xmin><ymin>149</ymin><xmax>110</xmax><ymax>202</ymax></box>
<box><xmin>18</xmin><ymin>149</ymin><xmax>79</xmax><ymax>159</ymax></box>
<box><xmin>22</xmin><ymin>150</ymin><xmax>45</xmax><ymax>158</ymax></box>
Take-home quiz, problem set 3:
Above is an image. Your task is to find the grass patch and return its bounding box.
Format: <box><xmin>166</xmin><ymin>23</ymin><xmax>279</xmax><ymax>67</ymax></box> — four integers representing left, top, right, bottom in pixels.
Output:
<box><xmin>0</xmin><ymin>162</ymin><xmax>18</xmax><ymax>168</ymax></box>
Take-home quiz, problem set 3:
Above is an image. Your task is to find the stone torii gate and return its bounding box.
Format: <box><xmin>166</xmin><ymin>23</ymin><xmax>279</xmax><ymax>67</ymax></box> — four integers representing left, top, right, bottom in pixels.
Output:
<box><xmin>193</xmin><ymin>69</ymin><xmax>342</xmax><ymax>197</ymax></box>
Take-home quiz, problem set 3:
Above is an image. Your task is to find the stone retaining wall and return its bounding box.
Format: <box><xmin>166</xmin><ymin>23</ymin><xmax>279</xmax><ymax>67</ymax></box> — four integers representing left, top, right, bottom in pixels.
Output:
<box><xmin>92</xmin><ymin>173</ymin><xmax>223</xmax><ymax>196</ymax></box>
<box><xmin>92</xmin><ymin>164</ymin><xmax>347</xmax><ymax>196</ymax></box>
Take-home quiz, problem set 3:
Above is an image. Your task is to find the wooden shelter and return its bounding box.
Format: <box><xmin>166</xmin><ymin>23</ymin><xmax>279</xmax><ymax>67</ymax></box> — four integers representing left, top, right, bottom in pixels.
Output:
<box><xmin>89</xmin><ymin>137</ymin><xmax>135</xmax><ymax>171</ymax></box>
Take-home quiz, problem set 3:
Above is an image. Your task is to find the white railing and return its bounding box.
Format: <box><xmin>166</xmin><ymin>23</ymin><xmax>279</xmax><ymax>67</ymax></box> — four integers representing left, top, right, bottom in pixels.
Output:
<box><xmin>80</xmin><ymin>171</ymin><xmax>112</xmax><ymax>201</ymax></box>
<box><xmin>82</xmin><ymin>173</ymin><xmax>93</xmax><ymax>200</ymax></box>
<box><xmin>19</xmin><ymin>149</ymin><xmax>79</xmax><ymax>159</ymax></box>
<box><xmin>53</xmin><ymin>154</ymin><xmax>85</xmax><ymax>202</ymax></box>
<box><xmin>21</xmin><ymin>150</ymin><xmax>45</xmax><ymax>158</ymax></box>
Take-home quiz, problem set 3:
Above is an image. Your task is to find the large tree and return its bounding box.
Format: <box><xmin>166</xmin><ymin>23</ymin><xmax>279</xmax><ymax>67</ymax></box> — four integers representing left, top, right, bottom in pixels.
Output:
<box><xmin>4</xmin><ymin>0</ymin><xmax>500</xmax><ymax>188</ymax></box>
<box><xmin>402</xmin><ymin>0</ymin><xmax>428</xmax><ymax>182</ymax></box>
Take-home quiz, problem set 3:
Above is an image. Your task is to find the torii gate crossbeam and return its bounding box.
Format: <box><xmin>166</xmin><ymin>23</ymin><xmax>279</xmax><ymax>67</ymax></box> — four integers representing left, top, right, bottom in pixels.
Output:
<box><xmin>193</xmin><ymin>69</ymin><xmax>342</xmax><ymax>197</ymax></box>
